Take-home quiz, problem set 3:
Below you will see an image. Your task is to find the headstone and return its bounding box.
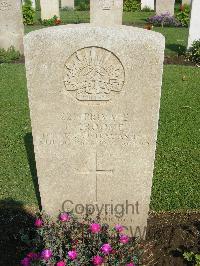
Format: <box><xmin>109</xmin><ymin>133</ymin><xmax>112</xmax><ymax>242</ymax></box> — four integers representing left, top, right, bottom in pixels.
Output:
<box><xmin>32</xmin><ymin>0</ymin><xmax>36</xmax><ymax>9</ymax></box>
<box><xmin>188</xmin><ymin>0</ymin><xmax>200</xmax><ymax>48</ymax></box>
<box><xmin>141</xmin><ymin>0</ymin><xmax>154</xmax><ymax>10</ymax></box>
<box><xmin>90</xmin><ymin>0</ymin><xmax>123</xmax><ymax>26</ymax></box>
<box><xmin>61</xmin><ymin>0</ymin><xmax>74</xmax><ymax>9</ymax></box>
<box><xmin>24</xmin><ymin>24</ymin><xmax>165</xmax><ymax>239</ymax></box>
<box><xmin>40</xmin><ymin>0</ymin><xmax>59</xmax><ymax>20</ymax></box>
<box><xmin>182</xmin><ymin>0</ymin><xmax>191</xmax><ymax>5</ymax></box>
<box><xmin>156</xmin><ymin>0</ymin><xmax>175</xmax><ymax>15</ymax></box>
<box><xmin>0</xmin><ymin>0</ymin><xmax>24</xmax><ymax>54</ymax></box>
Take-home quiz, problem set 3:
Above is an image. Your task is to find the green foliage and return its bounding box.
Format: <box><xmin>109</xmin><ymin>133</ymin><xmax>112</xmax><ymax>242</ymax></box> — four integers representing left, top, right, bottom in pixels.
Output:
<box><xmin>41</xmin><ymin>15</ymin><xmax>61</xmax><ymax>26</ymax></box>
<box><xmin>20</xmin><ymin>213</ymin><xmax>142</xmax><ymax>265</ymax></box>
<box><xmin>141</xmin><ymin>6</ymin><xmax>152</xmax><ymax>12</ymax></box>
<box><xmin>0</xmin><ymin>46</ymin><xmax>20</xmax><ymax>63</ymax></box>
<box><xmin>61</xmin><ymin>6</ymin><xmax>74</xmax><ymax>11</ymax></box>
<box><xmin>22</xmin><ymin>0</ymin><xmax>35</xmax><ymax>25</ymax></box>
<box><xmin>35</xmin><ymin>0</ymin><xmax>40</xmax><ymax>10</ymax></box>
<box><xmin>75</xmin><ymin>0</ymin><xmax>89</xmax><ymax>11</ymax></box>
<box><xmin>176</xmin><ymin>4</ymin><xmax>190</xmax><ymax>27</ymax></box>
<box><xmin>24</xmin><ymin>0</ymin><xmax>32</xmax><ymax>5</ymax></box>
<box><xmin>183</xmin><ymin>252</ymin><xmax>200</xmax><ymax>265</ymax></box>
<box><xmin>186</xmin><ymin>39</ymin><xmax>200</xmax><ymax>65</ymax></box>
<box><xmin>123</xmin><ymin>0</ymin><xmax>140</xmax><ymax>12</ymax></box>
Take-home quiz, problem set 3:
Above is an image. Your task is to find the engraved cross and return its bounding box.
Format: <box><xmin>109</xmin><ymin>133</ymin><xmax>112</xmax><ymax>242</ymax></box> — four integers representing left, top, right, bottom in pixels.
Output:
<box><xmin>78</xmin><ymin>151</ymin><xmax>113</xmax><ymax>202</ymax></box>
<box><xmin>95</xmin><ymin>152</ymin><xmax>113</xmax><ymax>202</ymax></box>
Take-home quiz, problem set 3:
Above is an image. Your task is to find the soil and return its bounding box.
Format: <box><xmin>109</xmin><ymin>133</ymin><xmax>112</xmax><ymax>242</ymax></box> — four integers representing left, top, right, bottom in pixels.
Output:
<box><xmin>164</xmin><ymin>55</ymin><xmax>196</xmax><ymax>66</ymax></box>
<box><xmin>145</xmin><ymin>211</ymin><xmax>200</xmax><ymax>266</ymax></box>
<box><xmin>0</xmin><ymin>202</ymin><xmax>200</xmax><ymax>266</ymax></box>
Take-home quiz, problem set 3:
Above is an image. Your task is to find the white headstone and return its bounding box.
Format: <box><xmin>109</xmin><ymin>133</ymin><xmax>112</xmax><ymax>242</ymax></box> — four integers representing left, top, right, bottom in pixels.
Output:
<box><xmin>182</xmin><ymin>0</ymin><xmax>191</xmax><ymax>5</ymax></box>
<box><xmin>31</xmin><ymin>0</ymin><xmax>35</xmax><ymax>9</ymax></box>
<box><xmin>61</xmin><ymin>0</ymin><xmax>74</xmax><ymax>9</ymax></box>
<box><xmin>24</xmin><ymin>24</ymin><xmax>165</xmax><ymax>239</ymax></box>
<box><xmin>141</xmin><ymin>0</ymin><xmax>154</xmax><ymax>10</ymax></box>
<box><xmin>156</xmin><ymin>0</ymin><xmax>175</xmax><ymax>15</ymax></box>
<box><xmin>188</xmin><ymin>0</ymin><xmax>200</xmax><ymax>48</ymax></box>
<box><xmin>0</xmin><ymin>0</ymin><xmax>24</xmax><ymax>54</ymax></box>
<box><xmin>90</xmin><ymin>0</ymin><xmax>123</xmax><ymax>26</ymax></box>
<box><xmin>40</xmin><ymin>0</ymin><xmax>59</xmax><ymax>20</ymax></box>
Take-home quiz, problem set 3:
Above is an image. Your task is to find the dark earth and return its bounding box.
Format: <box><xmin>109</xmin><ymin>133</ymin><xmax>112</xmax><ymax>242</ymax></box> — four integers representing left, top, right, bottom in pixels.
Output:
<box><xmin>0</xmin><ymin>200</ymin><xmax>200</xmax><ymax>266</ymax></box>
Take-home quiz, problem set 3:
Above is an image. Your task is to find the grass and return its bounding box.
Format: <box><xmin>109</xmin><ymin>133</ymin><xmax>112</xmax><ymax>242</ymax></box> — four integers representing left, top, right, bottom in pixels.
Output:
<box><xmin>154</xmin><ymin>27</ymin><xmax>188</xmax><ymax>56</ymax></box>
<box><xmin>0</xmin><ymin>64</ymin><xmax>38</xmax><ymax>206</ymax></box>
<box><xmin>0</xmin><ymin>63</ymin><xmax>199</xmax><ymax>211</ymax></box>
<box><xmin>24</xmin><ymin>10</ymin><xmax>189</xmax><ymax>56</ymax></box>
<box><xmin>151</xmin><ymin>65</ymin><xmax>200</xmax><ymax>211</ymax></box>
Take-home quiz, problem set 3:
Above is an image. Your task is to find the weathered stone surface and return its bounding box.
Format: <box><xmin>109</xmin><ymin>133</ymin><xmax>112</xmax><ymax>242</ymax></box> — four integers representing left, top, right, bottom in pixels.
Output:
<box><xmin>182</xmin><ymin>0</ymin><xmax>191</xmax><ymax>5</ymax></box>
<box><xmin>40</xmin><ymin>0</ymin><xmax>59</xmax><ymax>20</ymax></box>
<box><xmin>61</xmin><ymin>0</ymin><xmax>74</xmax><ymax>9</ymax></box>
<box><xmin>0</xmin><ymin>0</ymin><xmax>24</xmax><ymax>53</ymax></box>
<box><xmin>141</xmin><ymin>0</ymin><xmax>154</xmax><ymax>10</ymax></box>
<box><xmin>188</xmin><ymin>0</ymin><xmax>200</xmax><ymax>48</ymax></box>
<box><xmin>24</xmin><ymin>24</ymin><xmax>165</xmax><ymax>239</ymax></box>
<box><xmin>156</xmin><ymin>0</ymin><xmax>175</xmax><ymax>15</ymax></box>
<box><xmin>90</xmin><ymin>0</ymin><xmax>123</xmax><ymax>26</ymax></box>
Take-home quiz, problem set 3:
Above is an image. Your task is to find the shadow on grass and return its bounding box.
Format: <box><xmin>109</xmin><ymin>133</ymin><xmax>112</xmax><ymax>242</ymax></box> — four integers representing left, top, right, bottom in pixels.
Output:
<box><xmin>0</xmin><ymin>199</ymin><xmax>36</xmax><ymax>265</ymax></box>
<box><xmin>166</xmin><ymin>43</ymin><xmax>186</xmax><ymax>55</ymax></box>
<box><xmin>24</xmin><ymin>133</ymin><xmax>42</xmax><ymax>210</ymax></box>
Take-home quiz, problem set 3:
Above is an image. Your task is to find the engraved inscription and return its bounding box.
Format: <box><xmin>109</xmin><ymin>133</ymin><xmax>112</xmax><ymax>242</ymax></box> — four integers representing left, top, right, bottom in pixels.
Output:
<box><xmin>0</xmin><ymin>1</ymin><xmax>11</xmax><ymax>11</ymax></box>
<box><xmin>99</xmin><ymin>0</ymin><xmax>114</xmax><ymax>10</ymax></box>
<box><xmin>36</xmin><ymin>112</ymin><xmax>134</xmax><ymax>147</ymax></box>
<box><xmin>64</xmin><ymin>47</ymin><xmax>125</xmax><ymax>102</ymax></box>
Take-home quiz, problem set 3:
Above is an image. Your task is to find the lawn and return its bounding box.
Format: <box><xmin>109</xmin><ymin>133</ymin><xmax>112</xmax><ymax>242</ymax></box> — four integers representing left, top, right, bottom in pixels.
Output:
<box><xmin>24</xmin><ymin>10</ymin><xmax>189</xmax><ymax>56</ymax></box>
<box><xmin>0</xmin><ymin>63</ymin><xmax>199</xmax><ymax>211</ymax></box>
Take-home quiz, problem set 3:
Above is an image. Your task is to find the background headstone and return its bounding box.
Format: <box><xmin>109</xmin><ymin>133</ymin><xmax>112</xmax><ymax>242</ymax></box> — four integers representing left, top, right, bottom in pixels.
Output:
<box><xmin>187</xmin><ymin>0</ymin><xmax>200</xmax><ymax>48</ymax></box>
<box><xmin>61</xmin><ymin>0</ymin><xmax>74</xmax><ymax>9</ymax></box>
<box><xmin>141</xmin><ymin>0</ymin><xmax>154</xmax><ymax>10</ymax></box>
<box><xmin>40</xmin><ymin>0</ymin><xmax>59</xmax><ymax>20</ymax></box>
<box><xmin>32</xmin><ymin>0</ymin><xmax>35</xmax><ymax>9</ymax></box>
<box><xmin>182</xmin><ymin>0</ymin><xmax>191</xmax><ymax>5</ymax></box>
<box><xmin>0</xmin><ymin>0</ymin><xmax>24</xmax><ymax>54</ymax></box>
<box><xmin>90</xmin><ymin>0</ymin><xmax>123</xmax><ymax>26</ymax></box>
<box><xmin>156</xmin><ymin>0</ymin><xmax>175</xmax><ymax>15</ymax></box>
<box><xmin>24</xmin><ymin>24</ymin><xmax>165</xmax><ymax>239</ymax></box>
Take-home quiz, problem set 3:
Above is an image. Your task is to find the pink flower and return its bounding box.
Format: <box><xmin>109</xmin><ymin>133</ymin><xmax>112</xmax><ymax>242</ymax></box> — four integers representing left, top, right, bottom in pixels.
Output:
<box><xmin>57</xmin><ymin>261</ymin><xmax>66</xmax><ymax>266</ymax></box>
<box><xmin>59</xmin><ymin>212</ymin><xmax>70</xmax><ymax>222</ymax></box>
<box><xmin>20</xmin><ymin>257</ymin><xmax>30</xmax><ymax>266</ymax></box>
<box><xmin>27</xmin><ymin>252</ymin><xmax>38</xmax><ymax>260</ymax></box>
<box><xmin>119</xmin><ymin>234</ymin><xmax>129</xmax><ymax>244</ymax></box>
<box><xmin>34</xmin><ymin>218</ymin><xmax>43</xmax><ymax>228</ymax></box>
<box><xmin>114</xmin><ymin>224</ymin><xmax>124</xmax><ymax>233</ymax></box>
<box><xmin>92</xmin><ymin>255</ymin><xmax>104</xmax><ymax>265</ymax></box>
<box><xmin>68</xmin><ymin>250</ymin><xmax>77</xmax><ymax>260</ymax></box>
<box><xmin>126</xmin><ymin>263</ymin><xmax>135</xmax><ymax>266</ymax></box>
<box><xmin>100</xmin><ymin>243</ymin><xmax>112</xmax><ymax>255</ymax></box>
<box><xmin>90</xmin><ymin>223</ymin><xmax>101</xmax><ymax>233</ymax></box>
<box><xmin>41</xmin><ymin>249</ymin><xmax>52</xmax><ymax>260</ymax></box>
